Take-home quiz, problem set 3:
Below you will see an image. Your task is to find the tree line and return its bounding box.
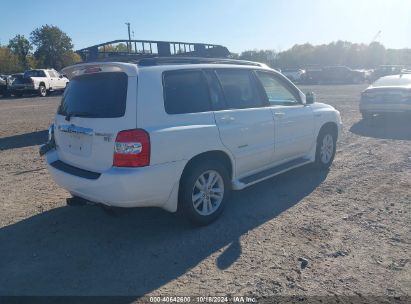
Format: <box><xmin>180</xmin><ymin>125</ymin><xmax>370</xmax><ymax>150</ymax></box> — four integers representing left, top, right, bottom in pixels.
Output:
<box><xmin>235</xmin><ymin>41</ymin><xmax>411</xmax><ymax>69</ymax></box>
<box><xmin>1</xmin><ymin>26</ymin><xmax>411</xmax><ymax>74</ymax></box>
<box><xmin>0</xmin><ymin>25</ymin><xmax>80</xmax><ymax>74</ymax></box>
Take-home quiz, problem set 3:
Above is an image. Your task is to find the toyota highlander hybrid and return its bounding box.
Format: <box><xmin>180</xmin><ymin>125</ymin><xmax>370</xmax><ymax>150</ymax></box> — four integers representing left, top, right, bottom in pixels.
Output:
<box><xmin>41</xmin><ymin>58</ymin><xmax>342</xmax><ymax>225</ymax></box>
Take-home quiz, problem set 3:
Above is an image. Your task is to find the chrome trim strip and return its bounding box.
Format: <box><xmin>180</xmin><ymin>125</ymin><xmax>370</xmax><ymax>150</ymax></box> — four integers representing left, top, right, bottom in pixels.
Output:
<box><xmin>58</xmin><ymin>124</ymin><xmax>94</xmax><ymax>136</ymax></box>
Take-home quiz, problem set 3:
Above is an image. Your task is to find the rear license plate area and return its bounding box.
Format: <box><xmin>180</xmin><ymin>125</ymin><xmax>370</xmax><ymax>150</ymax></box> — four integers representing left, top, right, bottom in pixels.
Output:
<box><xmin>65</xmin><ymin>133</ymin><xmax>92</xmax><ymax>156</ymax></box>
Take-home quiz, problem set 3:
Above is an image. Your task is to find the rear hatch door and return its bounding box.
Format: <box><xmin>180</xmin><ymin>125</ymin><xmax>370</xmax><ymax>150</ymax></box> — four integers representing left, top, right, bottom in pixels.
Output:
<box><xmin>55</xmin><ymin>63</ymin><xmax>137</xmax><ymax>173</ymax></box>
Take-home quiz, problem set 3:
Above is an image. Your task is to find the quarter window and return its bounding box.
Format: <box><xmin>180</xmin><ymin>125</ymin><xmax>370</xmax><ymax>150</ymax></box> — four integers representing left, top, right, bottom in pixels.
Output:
<box><xmin>256</xmin><ymin>71</ymin><xmax>300</xmax><ymax>105</ymax></box>
<box><xmin>216</xmin><ymin>70</ymin><xmax>262</xmax><ymax>109</ymax></box>
<box><xmin>163</xmin><ymin>70</ymin><xmax>211</xmax><ymax>114</ymax></box>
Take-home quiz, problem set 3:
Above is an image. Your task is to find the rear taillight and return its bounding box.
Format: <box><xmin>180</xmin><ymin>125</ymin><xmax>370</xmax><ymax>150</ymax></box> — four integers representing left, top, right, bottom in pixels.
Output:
<box><xmin>113</xmin><ymin>129</ymin><xmax>150</xmax><ymax>167</ymax></box>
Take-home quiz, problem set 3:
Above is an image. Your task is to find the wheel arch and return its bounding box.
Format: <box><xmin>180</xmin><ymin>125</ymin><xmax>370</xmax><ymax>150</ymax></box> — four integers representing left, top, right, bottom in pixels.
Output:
<box><xmin>317</xmin><ymin>121</ymin><xmax>339</xmax><ymax>143</ymax></box>
<box><xmin>180</xmin><ymin>150</ymin><xmax>234</xmax><ymax>183</ymax></box>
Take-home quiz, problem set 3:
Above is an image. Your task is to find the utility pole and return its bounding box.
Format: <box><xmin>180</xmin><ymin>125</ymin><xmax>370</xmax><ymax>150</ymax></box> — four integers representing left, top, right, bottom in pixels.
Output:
<box><xmin>125</xmin><ymin>22</ymin><xmax>131</xmax><ymax>52</ymax></box>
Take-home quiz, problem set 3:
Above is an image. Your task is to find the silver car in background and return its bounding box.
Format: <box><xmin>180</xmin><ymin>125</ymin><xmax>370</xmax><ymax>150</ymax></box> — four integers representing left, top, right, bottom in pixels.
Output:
<box><xmin>360</xmin><ymin>74</ymin><xmax>411</xmax><ymax>119</ymax></box>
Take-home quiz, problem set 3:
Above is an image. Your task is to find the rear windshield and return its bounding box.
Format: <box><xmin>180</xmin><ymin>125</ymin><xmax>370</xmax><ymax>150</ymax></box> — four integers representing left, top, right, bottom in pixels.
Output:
<box><xmin>57</xmin><ymin>72</ymin><xmax>128</xmax><ymax>118</ymax></box>
<box><xmin>11</xmin><ymin>75</ymin><xmax>24</xmax><ymax>83</ymax></box>
<box><xmin>373</xmin><ymin>75</ymin><xmax>411</xmax><ymax>87</ymax></box>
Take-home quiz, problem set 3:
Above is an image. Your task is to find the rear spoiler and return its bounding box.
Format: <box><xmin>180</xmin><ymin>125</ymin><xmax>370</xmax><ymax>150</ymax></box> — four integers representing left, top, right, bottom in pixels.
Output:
<box><xmin>62</xmin><ymin>62</ymin><xmax>137</xmax><ymax>80</ymax></box>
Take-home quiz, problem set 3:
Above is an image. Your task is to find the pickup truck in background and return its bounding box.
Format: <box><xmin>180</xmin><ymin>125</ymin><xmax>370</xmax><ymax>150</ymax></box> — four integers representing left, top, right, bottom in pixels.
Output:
<box><xmin>10</xmin><ymin>69</ymin><xmax>69</xmax><ymax>97</ymax></box>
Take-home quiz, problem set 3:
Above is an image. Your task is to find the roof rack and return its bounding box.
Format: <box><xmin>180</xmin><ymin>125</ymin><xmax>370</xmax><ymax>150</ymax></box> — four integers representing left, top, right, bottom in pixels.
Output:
<box><xmin>76</xmin><ymin>39</ymin><xmax>231</xmax><ymax>62</ymax></box>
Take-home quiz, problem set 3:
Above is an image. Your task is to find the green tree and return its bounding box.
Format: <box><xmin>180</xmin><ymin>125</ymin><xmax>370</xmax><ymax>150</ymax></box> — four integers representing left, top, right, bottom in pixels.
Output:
<box><xmin>8</xmin><ymin>35</ymin><xmax>32</xmax><ymax>69</ymax></box>
<box><xmin>30</xmin><ymin>25</ymin><xmax>74</xmax><ymax>70</ymax></box>
<box><xmin>0</xmin><ymin>47</ymin><xmax>22</xmax><ymax>74</ymax></box>
<box><xmin>239</xmin><ymin>49</ymin><xmax>277</xmax><ymax>67</ymax></box>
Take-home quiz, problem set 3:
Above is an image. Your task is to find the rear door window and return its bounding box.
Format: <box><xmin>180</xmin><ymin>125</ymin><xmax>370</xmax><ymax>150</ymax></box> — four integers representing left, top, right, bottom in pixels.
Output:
<box><xmin>215</xmin><ymin>69</ymin><xmax>263</xmax><ymax>109</ymax></box>
<box><xmin>57</xmin><ymin>72</ymin><xmax>128</xmax><ymax>118</ymax></box>
<box><xmin>163</xmin><ymin>70</ymin><xmax>211</xmax><ymax>114</ymax></box>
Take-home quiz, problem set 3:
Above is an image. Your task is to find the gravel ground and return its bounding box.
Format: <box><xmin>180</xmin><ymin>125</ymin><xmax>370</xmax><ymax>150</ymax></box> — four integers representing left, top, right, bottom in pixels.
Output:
<box><xmin>0</xmin><ymin>85</ymin><xmax>410</xmax><ymax>302</ymax></box>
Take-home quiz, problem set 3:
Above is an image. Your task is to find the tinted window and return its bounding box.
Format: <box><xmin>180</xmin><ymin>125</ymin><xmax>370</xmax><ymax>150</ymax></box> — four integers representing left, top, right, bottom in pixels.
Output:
<box><xmin>216</xmin><ymin>70</ymin><xmax>262</xmax><ymax>109</ymax></box>
<box><xmin>24</xmin><ymin>70</ymin><xmax>46</xmax><ymax>78</ymax></box>
<box><xmin>57</xmin><ymin>72</ymin><xmax>128</xmax><ymax>118</ymax></box>
<box><xmin>203</xmin><ymin>70</ymin><xmax>226</xmax><ymax>110</ymax></box>
<box><xmin>163</xmin><ymin>70</ymin><xmax>211</xmax><ymax>114</ymax></box>
<box><xmin>256</xmin><ymin>71</ymin><xmax>300</xmax><ymax>105</ymax></box>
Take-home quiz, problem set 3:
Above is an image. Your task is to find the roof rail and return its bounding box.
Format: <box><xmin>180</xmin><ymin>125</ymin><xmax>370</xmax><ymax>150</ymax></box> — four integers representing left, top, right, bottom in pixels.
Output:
<box><xmin>137</xmin><ymin>57</ymin><xmax>267</xmax><ymax>67</ymax></box>
<box><xmin>76</xmin><ymin>39</ymin><xmax>231</xmax><ymax>62</ymax></box>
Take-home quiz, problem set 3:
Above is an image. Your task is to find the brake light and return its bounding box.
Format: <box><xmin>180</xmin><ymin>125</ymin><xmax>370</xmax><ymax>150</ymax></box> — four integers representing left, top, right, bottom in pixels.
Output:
<box><xmin>113</xmin><ymin>129</ymin><xmax>150</xmax><ymax>167</ymax></box>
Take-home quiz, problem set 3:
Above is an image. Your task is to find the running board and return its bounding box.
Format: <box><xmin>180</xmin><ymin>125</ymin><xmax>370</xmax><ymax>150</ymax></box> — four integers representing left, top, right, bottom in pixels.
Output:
<box><xmin>234</xmin><ymin>157</ymin><xmax>312</xmax><ymax>190</ymax></box>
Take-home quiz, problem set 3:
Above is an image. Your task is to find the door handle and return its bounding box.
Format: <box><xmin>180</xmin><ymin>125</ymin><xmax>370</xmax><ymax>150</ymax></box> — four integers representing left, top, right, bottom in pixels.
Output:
<box><xmin>274</xmin><ymin>112</ymin><xmax>285</xmax><ymax>118</ymax></box>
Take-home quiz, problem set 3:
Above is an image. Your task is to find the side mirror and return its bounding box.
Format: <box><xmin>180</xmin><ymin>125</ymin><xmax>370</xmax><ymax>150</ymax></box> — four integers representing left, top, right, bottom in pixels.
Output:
<box><xmin>305</xmin><ymin>92</ymin><xmax>316</xmax><ymax>104</ymax></box>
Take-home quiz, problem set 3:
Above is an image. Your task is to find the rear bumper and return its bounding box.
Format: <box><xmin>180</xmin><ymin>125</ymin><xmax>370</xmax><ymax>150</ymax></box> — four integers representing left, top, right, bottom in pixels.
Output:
<box><xmin>360</xmin><ymin>102</ymin><xmax>411</xmax><ymax>114</ymax></box>
<box><xmin>45</xmin><ymin>151</ymin><xmax>186</xmax><ymax>211</ymax></box>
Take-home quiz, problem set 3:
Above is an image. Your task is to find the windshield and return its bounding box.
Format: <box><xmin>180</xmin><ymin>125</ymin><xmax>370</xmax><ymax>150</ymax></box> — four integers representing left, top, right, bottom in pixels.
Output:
<box><xmin>57</xmin><ymin>72</ymin><xmax>128</xmax><ymax>118</ymax></box>
<box><xmin>373</xmin><ymin>75</ymin><xmax>411</xmax><ymax>87</ymax></box>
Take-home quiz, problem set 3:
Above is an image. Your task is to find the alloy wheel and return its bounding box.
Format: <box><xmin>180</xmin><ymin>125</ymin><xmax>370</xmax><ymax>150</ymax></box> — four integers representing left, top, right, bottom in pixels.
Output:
<box><xmin>191</xmin><ymin>170</ymin><xmax>224</xmax><ymax>216</ymax></box>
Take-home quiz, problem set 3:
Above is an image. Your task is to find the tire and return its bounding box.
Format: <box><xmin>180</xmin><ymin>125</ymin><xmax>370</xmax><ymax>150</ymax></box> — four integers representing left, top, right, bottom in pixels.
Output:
<box><xmin>13</xmin><ymin>92</ymin><xmax>23</xmax><ymax>98</ymax></box>
<box><xmin>315</xmin><ymin>127</ymin><xmax>337</xmax><ymax>170</ymax></box>
<box><xmin>179</xmin><ymin>159</ymin><xmax>230</xmax><ymax>225</ymax></box>
<box><xmin>38</xmin><ymin>85</ymin><xmax>47</xmax><ymax>97</ymax></box>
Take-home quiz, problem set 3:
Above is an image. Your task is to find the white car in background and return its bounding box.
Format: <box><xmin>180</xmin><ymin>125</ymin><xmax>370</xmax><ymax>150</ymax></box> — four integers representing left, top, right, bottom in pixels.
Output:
<box><xmin>360</xmin><ymin>74</ymin><xmax>411</xmax><ymax>119</ymax></box>
<box><xmin>10</xmin><ymin>69</ymin><xmax>69</xmax><ymax>97</ymax></box>
<box><xmin>41</xmin><ymin>58</ymin><xmax>342</xmax><ymax>225</ymax></box>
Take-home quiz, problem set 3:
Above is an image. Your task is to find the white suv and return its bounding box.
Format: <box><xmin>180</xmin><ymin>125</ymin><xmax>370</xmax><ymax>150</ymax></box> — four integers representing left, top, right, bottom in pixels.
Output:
<box><xmin>41</xmin><ymin>58</ymin><xmax>342</xmax><ymax>225</ymax></box>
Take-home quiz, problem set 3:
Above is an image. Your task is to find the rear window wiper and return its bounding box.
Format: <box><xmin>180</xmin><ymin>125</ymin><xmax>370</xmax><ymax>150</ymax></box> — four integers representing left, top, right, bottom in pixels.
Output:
<box><xmin>65</xmin><ymin>111</ymin><xmax>95</xmax><ymax>121</ymax></box>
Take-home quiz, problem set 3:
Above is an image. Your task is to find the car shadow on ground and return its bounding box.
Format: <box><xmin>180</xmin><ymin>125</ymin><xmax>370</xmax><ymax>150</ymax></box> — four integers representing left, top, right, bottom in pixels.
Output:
<box><xmin>350</xmin><ymin>115</ymin><xmax>411</xmax><ymax>141</ymax></box>
<box><xmin>0</xmin><ymin>165</ymin><xmax>328</xmax><ymax>298</ymax></box>
<box><xmin>0</xmin><ymin>130</ymin><xmax>48</xmax><ymax>150</ymax></box>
